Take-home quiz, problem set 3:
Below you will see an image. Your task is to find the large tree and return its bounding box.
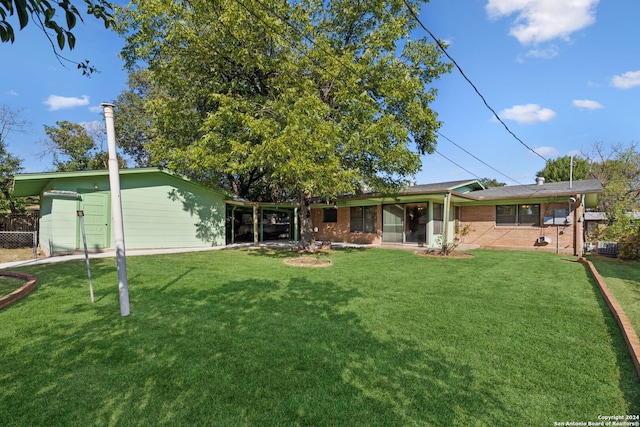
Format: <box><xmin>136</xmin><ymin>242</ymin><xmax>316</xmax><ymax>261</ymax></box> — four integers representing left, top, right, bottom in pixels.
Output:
<box><xmin>0</xmin><ymin>104</ymin><xmax>27</xmax><ymax>213</ymax></box>
<box><xmin>43</xmin><ymin>120</ymin><xmax>120</xmax><ymax>171</ymax></box>
<box><xmin>118</xmin><ymin>0</ymin><xmax>451</xmax><ymax>251</ymax></box>
<box><xmin>112</xmin><ymin>69</ymin><xmax>155</xmax><ymax>167</ymax></box>
<box><xmin>0</xmin><ymin>0</ymin><xmax>114</xmax><ymax>74</ymax></box>
<box><xmin>536</xmin><ymin>155</ymin><xmax>591</xmax><ymax>183</ymax></box>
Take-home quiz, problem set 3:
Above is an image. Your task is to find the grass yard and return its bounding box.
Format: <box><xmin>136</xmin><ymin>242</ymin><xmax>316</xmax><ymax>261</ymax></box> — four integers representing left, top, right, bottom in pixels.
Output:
<box><xmin>590</xmin><ymin>255</ymin><xmax>640</xmax><ymax>336</ymax></box>
<box><xmin>0</xmin><ymin>248</ymin><xmax>638</xmax><ymax>426</ymax></box>
<box><xmin>0</xmin><ymin>275</ymin><xmax>23</xmax><ymax>296</ymax></box>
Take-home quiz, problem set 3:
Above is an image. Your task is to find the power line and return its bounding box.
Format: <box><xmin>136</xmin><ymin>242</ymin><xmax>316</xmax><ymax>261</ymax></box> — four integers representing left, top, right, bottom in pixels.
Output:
<box><xmin>437</xmin><ymin>131</ymin><xmax>524</xmax><ymax>185</ymax></box>
<box><xmin>434</xmin><ymin>149</ymin><xmax>484</xmax><ymax>181</ymax></box>
<box><xmin>402</xmin><ymin>0</ymin><xmax>548</xmax><ymax>163</ymax></box>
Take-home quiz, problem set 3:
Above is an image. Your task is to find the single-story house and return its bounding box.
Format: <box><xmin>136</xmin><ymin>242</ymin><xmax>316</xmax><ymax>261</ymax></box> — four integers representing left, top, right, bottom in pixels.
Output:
<box><xmin>12</xmin><ymin>168</ymin><xmax>229</xmax><ymax>256</ymax></box>
<box><xmin>310</xmin><ymin>177</ymin><xmax>603</xmax><ymax>255</ymax></box>
<box><xmin>12</xmin><ymin>167</ymin><xmax>603</xmax><ymax>257</ymax></box>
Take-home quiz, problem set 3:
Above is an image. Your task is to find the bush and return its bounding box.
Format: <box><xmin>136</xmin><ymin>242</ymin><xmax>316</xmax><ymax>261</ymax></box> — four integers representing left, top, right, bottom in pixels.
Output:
<box><xmin>618</xmin><ymin>229</ymin><xmax>640</xmax><ymax>260</ymax></box>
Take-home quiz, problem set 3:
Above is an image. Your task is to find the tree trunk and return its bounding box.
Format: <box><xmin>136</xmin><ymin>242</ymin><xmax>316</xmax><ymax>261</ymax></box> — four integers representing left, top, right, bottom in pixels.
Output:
<box><xmin>298</xmin><ymin>192</ymin><xmax>316</xmax><ymax>253</ymax></box>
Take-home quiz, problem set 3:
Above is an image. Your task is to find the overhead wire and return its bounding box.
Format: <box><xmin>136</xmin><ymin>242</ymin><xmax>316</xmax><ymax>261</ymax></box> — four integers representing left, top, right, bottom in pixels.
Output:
<box><xmin>434</xmin><ymin>149</ymin><xmax>485</xmax><ymax>182</ymax></box>
<box><xmin>437</xmin><ymin>131</ymin><xmax>524</xmax><ymax>185</ymax></box>
<box><xmin>401</xmin><ymin>0</ymin><xmax>548</xmax><ymax>163</ymax></box>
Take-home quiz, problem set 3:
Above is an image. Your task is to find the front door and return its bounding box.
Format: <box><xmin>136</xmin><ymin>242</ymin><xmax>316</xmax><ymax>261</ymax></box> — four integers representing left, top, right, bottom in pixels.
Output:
<box><xmin>405</xmin><ymin>204</ymin><xmax>427</xmax><ymax>244</ymax></box>
<box><xmin>79</xmin><ymin>192</ymin><xmax>109</xmax><ymax>250</ymax></box>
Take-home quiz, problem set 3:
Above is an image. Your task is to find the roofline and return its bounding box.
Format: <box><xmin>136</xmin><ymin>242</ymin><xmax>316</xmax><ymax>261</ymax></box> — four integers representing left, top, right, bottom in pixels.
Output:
<box><xmin>13</xmin><ymin>167</ymin><xmax>163</xmax><ymax>181</ymax></box>
<box><xmin>13</xmin><ymin>167</ymin><xmax>231</xmax><ymax>198</ymax></box>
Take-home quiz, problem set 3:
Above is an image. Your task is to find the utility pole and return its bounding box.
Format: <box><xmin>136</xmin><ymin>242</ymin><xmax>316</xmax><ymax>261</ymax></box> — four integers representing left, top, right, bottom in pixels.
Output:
<box><xmin>102</xmin><ymin>103</ymin><xmax>130</xmax><ymax>317</ymax></box>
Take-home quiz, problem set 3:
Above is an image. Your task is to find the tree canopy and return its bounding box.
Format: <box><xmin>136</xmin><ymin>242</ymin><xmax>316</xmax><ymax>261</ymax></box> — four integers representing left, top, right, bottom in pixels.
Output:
<box><xmin>43</xmin><ymin>120</ymin><xmax>126</xmax><ymax>171</ymax></box>
<box><xmin>117</xmin><ymin>0</ymin><xmax>451</xmax><ymax>250</ymax></box>
<box><xmin>536</xmin><ymin>155</ymin><xmax>590</xmax><ymax>183</ymax></box>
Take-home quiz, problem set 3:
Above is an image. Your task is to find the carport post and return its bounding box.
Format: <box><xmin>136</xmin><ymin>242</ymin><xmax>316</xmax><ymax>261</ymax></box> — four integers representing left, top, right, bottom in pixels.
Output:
<box><xmin>102</xmin><ymin>103</ymin><xmax>130</xmax><ymax>317</ymax></box>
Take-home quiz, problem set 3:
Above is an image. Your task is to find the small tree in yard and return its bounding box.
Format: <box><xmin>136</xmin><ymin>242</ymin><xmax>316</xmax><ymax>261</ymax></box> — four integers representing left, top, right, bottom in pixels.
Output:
<box><xmin>118</xmin><ymin>0</ymin><xmax>451</xmax><ymax>252</ymax></box>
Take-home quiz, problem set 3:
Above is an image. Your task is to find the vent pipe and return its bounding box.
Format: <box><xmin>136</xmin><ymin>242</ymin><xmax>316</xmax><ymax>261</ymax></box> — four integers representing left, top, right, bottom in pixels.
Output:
<box><xmin>536</xmin><ymin>176</ymin><xmax>545</xmax><ymax>186</ymax></box>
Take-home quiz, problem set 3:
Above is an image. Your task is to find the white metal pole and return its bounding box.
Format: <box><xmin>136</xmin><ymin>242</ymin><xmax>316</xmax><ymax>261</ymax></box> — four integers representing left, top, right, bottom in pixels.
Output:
<box><xmin>77</xmin><ymin>210</ymin><xmax>94</xmax><ymax>304</ymax></box>
<box><xmin>569</xmin><ymin>155</ymin><xmax>574</xmax><ymax>189</ymax></box>
<box><xmin>102</xmin><ymin>103</ymin><xmax>130</xmax><ymax>317</ymax></box>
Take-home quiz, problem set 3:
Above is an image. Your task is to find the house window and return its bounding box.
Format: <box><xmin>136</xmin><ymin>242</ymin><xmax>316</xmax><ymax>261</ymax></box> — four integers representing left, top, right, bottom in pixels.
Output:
<box><xmin>433</xmin><ymin>203</ymin><xmax>444</xmax><ymax>235</ymax></box>
<box><xmin>323</xmin><ymin>208</ymin><xmax>337</xmax><ymax>223</ymax></box>
<box><xmin>350</xmin><ymin>206</ymin><xmax>377</xmax><ymax>233</ymax></box>
<box><xmin>496</xmin><ymin>204</ymin><xmax>540</xmax><ymax>226</ymax></box>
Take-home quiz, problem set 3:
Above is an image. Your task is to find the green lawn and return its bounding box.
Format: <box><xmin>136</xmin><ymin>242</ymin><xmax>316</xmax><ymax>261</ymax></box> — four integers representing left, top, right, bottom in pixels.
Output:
<box><xmin>590</xmin><ymin>255</ymin><xmax>640</xmax><ymax>336</ymax></box>
<box><xmin>1</xmin><ymin>248</ymin><xmax>638</xmax><ymax>426</ymax></box>
<box><xmin>0</xmin><ymin>275</ymin><xmax>23</xmax><ymax>296</ymax></box>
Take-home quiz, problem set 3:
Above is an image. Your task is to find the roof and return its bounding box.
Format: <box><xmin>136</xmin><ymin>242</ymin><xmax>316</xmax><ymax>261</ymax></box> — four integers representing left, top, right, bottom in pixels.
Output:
<box><xmin>468</xmin><ymin>179</ymin><xmax>603</xmax><ymax>200</ymax></box>
<box><xmin>12</xmin><ymin>167</ymin><xmax>229</xmax><ymax>198</ymax></box>
<box><xmin>401</xmin><ymin>179</ymin><xmax>485</xmax><ymax>194</ymax></box>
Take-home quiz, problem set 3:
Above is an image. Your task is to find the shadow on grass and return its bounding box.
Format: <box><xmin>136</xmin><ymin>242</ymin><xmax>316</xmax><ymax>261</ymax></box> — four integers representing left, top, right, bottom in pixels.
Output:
<box><xmin>244</xmin><ymin>246</ymin><xmax>368</xmax><ymax>260</ymax></box>
<box><xmin>0</xmin><ymin>264</ymin><xmax>510</xmax><ymax>426</ymax></box>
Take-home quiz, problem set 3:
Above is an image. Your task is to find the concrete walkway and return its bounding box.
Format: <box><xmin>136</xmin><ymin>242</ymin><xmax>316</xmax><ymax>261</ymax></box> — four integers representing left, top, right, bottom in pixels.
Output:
<box><xmin>0</xmin><ymin>241</ymin><xmax>371</xmax><ymax>270</ymax></box>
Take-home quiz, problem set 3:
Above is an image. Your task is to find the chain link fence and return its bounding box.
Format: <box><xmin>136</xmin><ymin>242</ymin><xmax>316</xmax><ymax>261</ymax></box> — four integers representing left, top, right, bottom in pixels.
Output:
<box><xmin>0</xmin><ymin>231</ymin><xmax>38</xmax><ymax>259</ymax></box>
<box><xmin>0</xmin><ymin>214</ymin><xmax>39</xmax><ymax>261</ymax></box>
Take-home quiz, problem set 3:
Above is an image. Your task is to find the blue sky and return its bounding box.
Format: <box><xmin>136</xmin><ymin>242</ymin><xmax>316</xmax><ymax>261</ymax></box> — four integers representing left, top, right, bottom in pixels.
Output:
<box><xmin>1</xmin><ymin>0</ymin><xmax>639</xmax><ymax>186</ymax></box>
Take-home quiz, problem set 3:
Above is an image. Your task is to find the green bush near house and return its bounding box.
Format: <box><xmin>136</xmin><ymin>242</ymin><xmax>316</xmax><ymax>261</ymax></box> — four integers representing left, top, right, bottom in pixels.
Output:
<box><xmin>1</xmin><ymin>249</ymin><xmax>638</xmax><ymax>426</ymax></box>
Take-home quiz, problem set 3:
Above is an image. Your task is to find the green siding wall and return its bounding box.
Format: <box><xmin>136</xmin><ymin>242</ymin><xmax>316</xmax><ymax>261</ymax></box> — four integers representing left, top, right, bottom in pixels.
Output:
<box><xmin>37</xmin><ymin>170</ymin><xmax>226</xmax><ymax>254</ymax></box>
<box><xmin>50</xmin><ymin>198</ymin><xmax>78</xmax><ymax>254</ymax></box>
<box><xmin>118</xmin><ymin>175</ymin><xmax>225</xmax><ymax>248</ymax></box>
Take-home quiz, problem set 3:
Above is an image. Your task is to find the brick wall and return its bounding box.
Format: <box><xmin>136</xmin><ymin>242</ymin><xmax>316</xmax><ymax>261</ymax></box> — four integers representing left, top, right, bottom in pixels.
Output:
<box><xmin>312</xmin><ymin>206</ymin><xmax>382</xmax><ymax>244</ymax></box>
<box><xmin>459</xmin><ymin>203</ymin><xmax>577</xmax><ymax>255</ymax></box>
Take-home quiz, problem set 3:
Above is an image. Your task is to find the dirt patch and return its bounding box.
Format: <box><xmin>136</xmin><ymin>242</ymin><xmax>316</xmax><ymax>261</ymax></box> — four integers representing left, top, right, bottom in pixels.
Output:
<box><xmin>0</xmin><ymin>248</ymin><xmax>37</xmax><ymax>263</ymax></box>
<box><xmin>283</xmin><ymin>257</ymin><xmax>333</xmax><ymax>267</ymax></box>
<box><xmin>415</xmin><ymin>250</ymin><xmax>474</xmax><ymax>259</ymax></box>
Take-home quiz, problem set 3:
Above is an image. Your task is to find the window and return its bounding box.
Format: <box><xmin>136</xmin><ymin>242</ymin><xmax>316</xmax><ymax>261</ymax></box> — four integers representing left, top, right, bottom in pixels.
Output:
<box><xmin>496</xmin><ymin>204</ymin><xmax>540</xmax><ymax>226</ymax></box>
<box><xmin>322</xmin><ymin>208</ymin><xmax>337</xmax><ymax>223</ymax></box>
<box><xmin>433</xmin><ymin>203</ymin><xmax>444</xmax><ymax>235</ymax></box>
<box><xmin>350</xmin><ymin>206</ymin><xmax>377</xmax><ymax>233</ymax></box>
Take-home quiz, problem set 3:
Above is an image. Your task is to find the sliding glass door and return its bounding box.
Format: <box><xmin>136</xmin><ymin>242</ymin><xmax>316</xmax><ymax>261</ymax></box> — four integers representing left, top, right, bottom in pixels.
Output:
<box><xmin>382</xmin><ymin>204</ymin><xmax>404</xmax><ymax>243</ymax></box>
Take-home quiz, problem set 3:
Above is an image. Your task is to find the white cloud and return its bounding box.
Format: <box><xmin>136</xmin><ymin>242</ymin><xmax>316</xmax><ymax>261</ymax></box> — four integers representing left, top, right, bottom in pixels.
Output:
<box><xmin>88</xmin><ymin>105</ymin><xmax>103</xmax><ymax>113</ymax></box>
<box><xmin>499</xmin><ymin>103</ymin><xmax>556</xmax><ymax>124</ymax></box>
<box><xmin>533</xmin><ymin>146</ymin><xmax>558</xmax><ymax>157</ymax></box>
<box><xmin>572</xmin><ymin>99</ymin><xmax>603</xmax><ymax>110</ymax></box>
<box><xmin>6</xmin><ymin>90</ymin><xmax>18</xmax><ymax>96</ymax></box>
<box><xmin>43</xmin><ymin>95</ymin><xmax>90</xmax><ymax>111</ymax></box>
<box><xmin>486</xmin><ymin>0</ymin><xmax>599</xmax><ymax>45</ymax></box>
<box><xmin>611</xmin><ymin>70</ymin><xmax>640</xmax><ymax>89</ymax></box>
<box><xmin>524</xmin><ymin>45</ymin><xmax>559</xmax><ymax>59</ymax></box>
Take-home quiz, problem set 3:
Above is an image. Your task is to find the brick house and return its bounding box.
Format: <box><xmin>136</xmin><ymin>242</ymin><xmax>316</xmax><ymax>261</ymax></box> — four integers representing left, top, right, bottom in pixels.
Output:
<box><xmin>310</xmin><ymin>177</ymin><xmax>602</xmax><ymax>255</ymax></box>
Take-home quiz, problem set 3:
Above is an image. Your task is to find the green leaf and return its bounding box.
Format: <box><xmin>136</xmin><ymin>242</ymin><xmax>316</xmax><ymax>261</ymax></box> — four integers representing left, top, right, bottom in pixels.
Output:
<box><xmin>15</xmin><ymin>0</ymin><xmax>28</xmax><ymax>29</ymax></box>
<box><xmin>65</xmin><ymin>10</ymin><xmax>76</xmax><ymax>30</ymax></box>
<box><xmin>56</xmin><ymin>30</ymin><xmax>65</xmax><ymax>50</ymax></box>
<box><xmin>44</xmin><ymin>7</ymin><xmax>55</xmax><ymax>21</ymax></box>
<box><xmin>0</xmin><ymin>23</ymin><xmax>15</xmax><ymax>43</ymax></box>
<box><xmin>66</xmin><ymin>30</ymin><xmax>75</xmax><ymax>49</ymax></box>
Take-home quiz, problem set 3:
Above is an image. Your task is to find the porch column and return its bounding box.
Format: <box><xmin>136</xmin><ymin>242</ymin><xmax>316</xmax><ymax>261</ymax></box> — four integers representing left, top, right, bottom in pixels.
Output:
<box><xmin>253</xmin><ymin>204</ymin><xmax>259</xmax><ymax>247</ymax></box>
<box><xmin>294</xmin><ymin>207</ymin><xmax>299</xmax><ymax>242</ymax></box>
<box><xmin>442</xmin><ymin>192</ymin><xmax>451</xmax><ymax>244</ymax></box>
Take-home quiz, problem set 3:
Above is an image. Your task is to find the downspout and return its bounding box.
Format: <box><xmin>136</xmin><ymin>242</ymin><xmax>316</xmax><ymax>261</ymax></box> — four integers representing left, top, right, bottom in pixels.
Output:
<box><xmin>574</xmin><ymin>195</ymin><xmax>585</xmax><ymax>256</ymax></box>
